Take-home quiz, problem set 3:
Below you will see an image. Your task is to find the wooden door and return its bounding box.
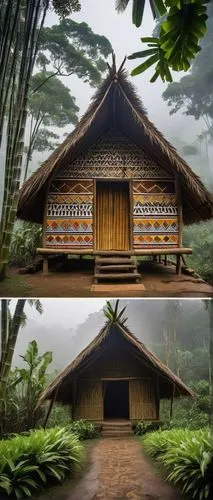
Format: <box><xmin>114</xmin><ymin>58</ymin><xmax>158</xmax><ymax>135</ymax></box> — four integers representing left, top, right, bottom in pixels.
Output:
<box><xmin>129</xmin><ymin>379</ymin><xmax>157</xmax><ymax>420</ymax></box>
<box><xmin>96</xmin><ymin>181</ymin><xmax>130</xmax><ymax>250</ymax></box>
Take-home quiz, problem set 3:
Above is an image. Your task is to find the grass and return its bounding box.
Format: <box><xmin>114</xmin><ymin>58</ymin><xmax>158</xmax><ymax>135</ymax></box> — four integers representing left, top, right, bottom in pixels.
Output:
<box><xmin>0</xmin><ymin>427</ymin><xmax>85</xmax><ymax>499</ymax></box>
<box><xmin>141</xmin><ymin>428</ymin><xmax>212</xmax><ymax>500</ymax></box>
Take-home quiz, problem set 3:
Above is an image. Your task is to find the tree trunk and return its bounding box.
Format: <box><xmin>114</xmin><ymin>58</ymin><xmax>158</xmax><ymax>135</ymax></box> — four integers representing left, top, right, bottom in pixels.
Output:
<box><xmin>0</xmin><ymin>0</ymin><xmax>48</xmax><ymax>279</ymax></box>
<box><xmin>0</xmin><ymin>300</ymin><xmax>26</xmax><ymax>431</ymax></box>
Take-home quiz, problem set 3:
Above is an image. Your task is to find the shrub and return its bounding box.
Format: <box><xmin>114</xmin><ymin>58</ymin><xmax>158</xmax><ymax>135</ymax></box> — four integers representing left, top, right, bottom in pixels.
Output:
<box><xmin>0</xmin><ymin>427</ymin><xmax>84</xmax><ymax>498</ymax></box>
<box><xmin>68</xmin><ymin>420</ymin><xmax>97</xmax><ymax>440</ymax></box>
<box><xmin>135</xmin><ymin>421</ymin><xmax>162</xmax><ymax>435</ymax></box>
<box><xmin>142</xmin><ymin>428</ymin><xmax>212</xmax><ymax>500</ymax></box>
<box><xmin>9</xmin><ymin>222</ymin><xmax>42</xmax><ymax>267</ymax></box>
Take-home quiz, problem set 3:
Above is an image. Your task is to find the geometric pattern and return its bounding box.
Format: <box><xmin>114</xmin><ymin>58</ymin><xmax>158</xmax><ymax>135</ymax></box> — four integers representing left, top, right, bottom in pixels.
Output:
<box><xmin>133</xmin><ymin>234</ymin><xmax>179</xmax><ymax>246</ymax></box>
<box><xmin>57</xmin><ymin>133</ymin><xmax>172</xmax><ymax>179</ymax></box>
<box><xmin>45</xmin><ymin>234</ymin><xmax>93</xmax><ymax>246</ymax></box>
<box><xmin>44</xmin><ymin>131</ymin><xmax>179</xmax><ymax>250</ymax></box>
<box><xmin>133</xmin><ymin>218</ymin><xmax>178</xmax><ymax>233</ymax></box>
<box><xmin>45</xmin><ymin>179</ymin><xmax>94</xmax><ymax>248</ymax></box>
<box><xmin>133</xmin><ymin>180</ymin><xmax>175</xmax><ymax>194</ymax></box>
<box><xmin>132</xmin><ymin>180</ymin><xmax>179</xmax><ymax>248</ymax></box>
<box><xmin>46</xmin><ymin>219</ymin><xmax>93</xmax><ymax>233</ymax></box>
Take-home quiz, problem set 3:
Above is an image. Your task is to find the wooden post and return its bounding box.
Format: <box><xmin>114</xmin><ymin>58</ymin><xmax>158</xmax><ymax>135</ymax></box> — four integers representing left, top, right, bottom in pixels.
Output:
<box><xmin>43</xmin><ymin>397</ymin><xmax>55</xmax><ymax>429</ymax></box>
<box><xmin>164</xmin><ymin>255</ymin><xmax>167</xmax><ymax>266</ymax></box>
<box><xmin>43</xmin><ymin>257</ymin><xmax>49</xmax><ymax>274</ymax></box>
<box><xmin>156</xmin><ymin>374</ymin><xmax>160</xmax><ymax>420</ymax></box>
<box><xmin>159</xmin><ymin>255</ymin><xmax>162</xmax><ymax>264</ymax></box>
<box><xmin>153</xmin><ymin>255</ymin><xmax>157</xmax><ymax>263</ymax></box>
<box><xmin>176</xmin><ymin>254</ymin><xmax>181</xmax><ymax>275</ymax></box>
<box><xmin>170</xmin><ymin>384</ymin><xmax>175</xmax><ymax>421</ymax></box>
<box><xmin>175</xmin><ymin>177</ymin><xmax>183</xmax><ymax>275</ymax></box>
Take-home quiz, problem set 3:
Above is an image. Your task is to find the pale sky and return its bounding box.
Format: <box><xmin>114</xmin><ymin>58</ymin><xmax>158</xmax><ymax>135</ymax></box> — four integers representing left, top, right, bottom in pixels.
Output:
<box><xmin>44</xmin><ymin>0</ymin><xmax>203</xmax><ymax>142</ymax></box>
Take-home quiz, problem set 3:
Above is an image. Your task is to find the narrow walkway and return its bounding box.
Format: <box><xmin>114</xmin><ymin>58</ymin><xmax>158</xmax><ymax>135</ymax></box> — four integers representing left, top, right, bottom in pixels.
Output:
<box><xmin>67</xmin><ymin>437</ymin><xmax>182</xmax><ymax>500</ymax></box>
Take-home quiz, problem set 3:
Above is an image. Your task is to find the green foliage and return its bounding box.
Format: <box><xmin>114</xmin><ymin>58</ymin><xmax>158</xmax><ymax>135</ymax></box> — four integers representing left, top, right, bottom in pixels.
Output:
<box><xmin>2</xmin><ymin>341</ymin><xmax>52</xmax><ymax>436</ymax></box>
<box><xmin>117</xmin><ymin>1</ymin><xmax>209</xmax><ymax>81</ymax></box>
<box><xmin>9</xmin><ymin>223</ymin><xmax>42</xmax><ymax>267</ymax></box>
<box><xmin>29</xmin><ymin>73</ymin><xmax>79</xmax><ymax>127</ymax></box>
<box><xmin>184</xmin><ymin>222</ymin><xmax>213</xmax><ymax>280</ymax></box>
<box><xmin>68</xmin><ymin>420</ymin><xmax>97</xmax><ymax>440</ymax></box>
<box><xmin>142</xmin><ymin>428</ymin><xmax>213</xmax><ymax>500</ymax></box>
<box><xmin>38</xmin><ymin>19</ymin><xmax>112</xmax><ymax>86</ymax></box>
<box><xmin>135</xmin><ymin>421</ymin><xmax>161</xmax><ymax>435</ymax></box>
<box><xmin>47</xmin><ymin>405</ymin><xmax>72</xmax><ymax>428</ymax></box>
<box><xmin>103</xmin><ymin>300</ymin><xmax>127</xmax><ymax>324</ymax></box>
<box><xmin>0</xmin><ymin>427</ymin><xmax>84</xmax><ymax>498</ymax></box>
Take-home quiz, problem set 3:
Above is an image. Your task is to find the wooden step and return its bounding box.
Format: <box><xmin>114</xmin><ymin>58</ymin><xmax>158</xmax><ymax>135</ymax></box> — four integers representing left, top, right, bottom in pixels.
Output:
<box><xmin>102</xmin><ymin>430</ymin><xmax>133</xmax><ymax>437</ymax></box>
<box><xmin>94</xmin><ymin>273</ymin><xmax>141</xmax><ymax>280</ymax></box>
<box><xmin>96</xmin><ymin>257</ymin><xmax>135</xmax><ymax>264</ymax></box>
<box><xmin>96</xmin><ymin>264</ymin><xmax>136</xmax><ymax>271</ymax></box>
<box><xmin>94</xmin><ymin>251</ymin><xmax>133</xmax><ymax>256</ymax></box>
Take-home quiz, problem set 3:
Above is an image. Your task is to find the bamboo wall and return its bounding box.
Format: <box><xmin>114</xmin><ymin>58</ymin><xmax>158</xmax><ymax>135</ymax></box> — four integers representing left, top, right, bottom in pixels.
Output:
<box><xmin>73</xmin><ymin>340</ymin><xmax>158</xmax><ymax>421</ymax></box>
<box><xmin>44</xmin><ymin>132</ymin><xmax>179</xmax><ymax>250</ymax></box>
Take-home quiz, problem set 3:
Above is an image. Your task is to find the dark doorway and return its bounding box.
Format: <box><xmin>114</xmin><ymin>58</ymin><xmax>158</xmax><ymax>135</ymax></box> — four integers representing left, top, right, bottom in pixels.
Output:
<box><xmin>96</xmin><ymin>181</ymin><xmax>130</xmax><ymax>251</ymax></box>
<box><xmin>104</xmin><ymin>380</ymin><xmax>129</xmax><ymax>419</ymax></box>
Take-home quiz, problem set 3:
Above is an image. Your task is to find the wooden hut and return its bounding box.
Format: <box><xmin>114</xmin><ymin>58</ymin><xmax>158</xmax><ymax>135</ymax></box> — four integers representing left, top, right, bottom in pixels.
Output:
<box><xmin>18</xmin><ymin>60</ymin><xmax>213</xmax><ymax>281</ymax></box>
<box><xmin>38</xmin><ymin>318</ymin><xmax>193</xmax><ymax>424</ymax></box>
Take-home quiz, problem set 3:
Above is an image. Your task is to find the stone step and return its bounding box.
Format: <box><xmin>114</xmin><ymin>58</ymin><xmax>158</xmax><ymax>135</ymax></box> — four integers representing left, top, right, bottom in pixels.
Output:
<box><xmin>94</xmin><ymin>273</ymin><xmax>141</xmax><ymax>280</ymax></box>
<box><xmin>96</xmin><ymin>264</ymin><xmax>136</xmax><ymax>271</ymax></box>
<box><xmin>102</xmin><ymin>422</ymin><xmax>132</xmax><ymax>432</ymax></box>
<box><xmin>102</xmin><ymin>430</ymin><xmax>133</xmax><ymax>437</ymax></box>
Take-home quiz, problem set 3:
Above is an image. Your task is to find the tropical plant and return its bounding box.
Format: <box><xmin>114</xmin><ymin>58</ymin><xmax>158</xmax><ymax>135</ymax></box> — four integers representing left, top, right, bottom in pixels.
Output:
<box><xmin>9</xmin><ymin>222</ymin><xmax>42</xmax><ymax>266</ymax></box>
<box><xmin>69</xmin><ymin>419</ymin><xmax>97</xmax><ymax>440</ymax></box>
<box><xmin>116</xmin><ymin>0</ymin><xmax>209</xmax><ymax>82</ymax></box>
<box><xmin>0</xmin><ymin>300</ymin><xmax>42</xmax><ymax>435</ymax></box>
<box><xmin>103</xmin><ymin>300</ymin><xmax>127</xmax><ymax>324</ymax></box>
<box><xmin>142</xmin><ymin>428</ymin><xmax>212</xmax><ymax>500</ymax></box>
<box><xmin>2</xmin><ymin>340</ymin><xmax>53</xmax><ymax>435</ymax></box>
<box><xmin>0</xmin><ymin>427</ymin><xmax>84</xmax><ymax>498</ymax></box>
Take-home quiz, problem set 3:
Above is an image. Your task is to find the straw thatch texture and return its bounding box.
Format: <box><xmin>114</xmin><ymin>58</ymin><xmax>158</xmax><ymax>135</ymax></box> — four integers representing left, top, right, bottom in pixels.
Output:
<box><xmin>18</xmin><ymin>66</ymin><xmax>213</xmax><ymax>225</ymax></box>
<box><xmin>37</xmin><ymin>320</ymin><xmax>193</xmax><ymax>407</ymax></box>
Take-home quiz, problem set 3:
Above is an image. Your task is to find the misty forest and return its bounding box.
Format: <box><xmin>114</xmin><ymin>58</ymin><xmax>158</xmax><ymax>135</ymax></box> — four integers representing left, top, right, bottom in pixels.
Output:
<box><xmin>0</xmin><ymin>0</ymin><xmax>213</xmax><ymax>297</ymax></box>
<box><xmin>0</xmin><ymin>298</ymin><xmax>212</xmax><ymax>498</ymax></box>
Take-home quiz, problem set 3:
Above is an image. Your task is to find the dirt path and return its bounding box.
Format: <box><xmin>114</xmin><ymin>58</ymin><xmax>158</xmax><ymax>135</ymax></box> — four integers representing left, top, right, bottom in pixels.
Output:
<box><xmin>1</xmin><ymin>260</ymin><xmax>212</xmax><ymax>297</ymax></box>
<box><xmin>65</xmin><ymin>437</ymin><xmax>182</xmax><ymax>500</ymax></box>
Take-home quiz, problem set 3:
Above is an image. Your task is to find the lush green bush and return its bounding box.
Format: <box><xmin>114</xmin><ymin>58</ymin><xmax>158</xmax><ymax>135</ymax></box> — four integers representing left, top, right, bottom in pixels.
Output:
<box><xmin>160</xmin><ymin>383</ymin><xmax>210</xmax><ymax>431</ymax></box>
<box><xmin>184</xmin><ymin>221</ymin><xmax>213</xmax><ymax>280</ymax></box>
<box><xmin>0</xmin><ymin>427</ymin><xmax>84</xmax><ymax>499</ymax></box>
<box><xmin>68</xmin><ymin>420</ymin><xmax>97</xmax><ymax>440</ymax></box>
<box><xmin>142</xmin><ymin>428</ymin><xmax>213</xmax><ymax>500</ymax></box>
<box><xmin>9</xmin><ymin>222</ymin><xmax>42</xmax><ymax>266</ymax></box>
<box><xmin>135</xmin><ymin>421</ymin><xmax>162</xmax><ymax>435</ymax></box>
<box><xmin>2</xmin><ymin>341</ymin><xmax>52</xmax><ymax>437</ymax></box>
<box><xmin>47</xmin><ymin>405</ymin><xmax>72</xmax><ymax>428</ymax></box>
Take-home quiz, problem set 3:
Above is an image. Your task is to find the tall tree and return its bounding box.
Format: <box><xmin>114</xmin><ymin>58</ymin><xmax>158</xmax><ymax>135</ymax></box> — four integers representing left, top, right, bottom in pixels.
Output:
<box><xmin>0</xmin><ymin>299</ymin><xmax>42</xmax><ymax>432</ymax></box>
<box><xmin>23</xmin><ymin>73</ymin><xmax>79</xmax><ymax>180</ymax></box>
<box><xmin>0</xmin><ymin>1</ymin><xmax>112</xmax><ymax>279</ymax></box>
<box><xmin>23</xmin><ymin>19</ymin><xmax>112</xmax><ymax>180</ymax></box>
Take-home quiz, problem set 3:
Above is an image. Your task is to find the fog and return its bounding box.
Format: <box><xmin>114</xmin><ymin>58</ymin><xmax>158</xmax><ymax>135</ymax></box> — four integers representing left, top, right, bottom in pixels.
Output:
<box><xmin>12</xmin><ymin>299</ymin><xmax>210</xmax><ymax>371</ymax></box>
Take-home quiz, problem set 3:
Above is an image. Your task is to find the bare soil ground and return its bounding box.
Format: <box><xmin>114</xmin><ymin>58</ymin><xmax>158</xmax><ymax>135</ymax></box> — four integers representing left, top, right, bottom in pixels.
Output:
<box><xmin>1</xmin><ymin>258</ymin><xmax>212</xmax><ymax>297</ymax></box>
<box><xmin>36</xmin><ymin>437</ymin><xmax>183</xmax><ymax>500</ymax></box>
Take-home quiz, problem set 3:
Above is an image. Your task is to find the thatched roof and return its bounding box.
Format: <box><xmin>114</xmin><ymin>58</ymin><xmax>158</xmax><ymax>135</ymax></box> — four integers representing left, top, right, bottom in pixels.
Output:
<box><xmin>18</xmin><ymin>60</ymin><xmax>213</xmax><ymax>225</ymax></box>
<box><xmin>38</xmin><ymin>319</ymin><xmax>193</xmax><ymax>406</ymax></box>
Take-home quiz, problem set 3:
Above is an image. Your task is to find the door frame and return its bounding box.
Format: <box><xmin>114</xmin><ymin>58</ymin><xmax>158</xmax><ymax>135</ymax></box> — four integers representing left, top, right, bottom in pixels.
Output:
<box><xmin>102</xmin><ymin>378</ymin><xmax>130</xmax><ymax>420</ymax></box>
<box><xmin>94</xmin><ymin>178</ymin><xmax>133</xmax><ymax>251</ymax></box>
